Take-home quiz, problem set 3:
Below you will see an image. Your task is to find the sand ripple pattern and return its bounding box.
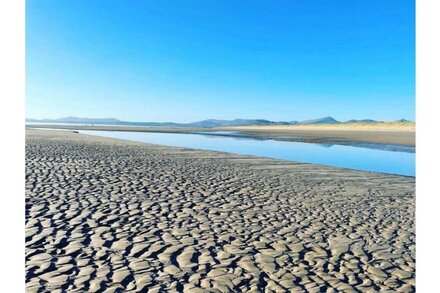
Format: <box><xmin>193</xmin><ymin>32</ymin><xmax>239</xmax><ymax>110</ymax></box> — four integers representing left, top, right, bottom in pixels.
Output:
<box><xmin>25</xmin><ymin>132</ymin><xmax>415</xmax><ymax>292</ymax></box>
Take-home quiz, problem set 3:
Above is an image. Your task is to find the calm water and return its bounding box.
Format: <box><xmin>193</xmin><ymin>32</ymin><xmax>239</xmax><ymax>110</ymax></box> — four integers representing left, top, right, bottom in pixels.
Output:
<box><xmin>78</xmin><ymin>130</ymin><xmax>415</xmax><ymax>176</ymax></box>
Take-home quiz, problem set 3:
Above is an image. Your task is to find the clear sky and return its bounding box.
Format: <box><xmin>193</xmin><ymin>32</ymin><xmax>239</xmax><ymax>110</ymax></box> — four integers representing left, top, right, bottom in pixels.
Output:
<box><xmin>26</xmin><ymin>0</ymin><xmax>415</xmax><ymax>122</ymax></box>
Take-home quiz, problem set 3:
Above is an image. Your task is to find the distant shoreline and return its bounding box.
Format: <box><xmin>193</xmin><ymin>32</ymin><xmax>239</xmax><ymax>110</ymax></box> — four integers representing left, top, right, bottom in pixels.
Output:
<box><xmin>25</xmin><ymin>117</ymin><xmax>415</xmax><ymax>128</ymax></box>
<box><xmin>26</xmin><ymin>122</ymin><xmax>415</xmax><ymax>152</ymax></box>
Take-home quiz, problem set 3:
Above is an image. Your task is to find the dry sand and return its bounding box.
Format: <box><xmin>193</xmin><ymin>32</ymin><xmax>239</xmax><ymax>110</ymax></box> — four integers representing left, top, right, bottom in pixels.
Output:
<box><xmin>26</xmin><ymin>129</ymin><xmax>415</xmax><ymax>292</ymax></box>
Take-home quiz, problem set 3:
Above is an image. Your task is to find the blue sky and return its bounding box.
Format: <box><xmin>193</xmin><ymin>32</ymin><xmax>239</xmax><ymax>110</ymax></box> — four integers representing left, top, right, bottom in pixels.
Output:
<box><xmin>26</xmin><ymin>0</ymin><xmax>415</xmax><ymax>122</ymax></box>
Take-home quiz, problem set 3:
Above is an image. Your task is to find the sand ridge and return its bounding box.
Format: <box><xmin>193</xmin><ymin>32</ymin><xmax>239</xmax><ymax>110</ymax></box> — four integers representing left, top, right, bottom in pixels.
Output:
<box><xmin>25</xmin><ymin>129</ymin><xmax>415</xmax><ymax>292</ymax></box>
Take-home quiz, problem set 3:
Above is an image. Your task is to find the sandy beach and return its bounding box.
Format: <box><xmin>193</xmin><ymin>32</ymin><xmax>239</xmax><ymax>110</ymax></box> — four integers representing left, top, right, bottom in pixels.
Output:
<box><xmin>26</xmin><ymin>129</ymin><xmax>415</xmax><ymax>292</ymax></box>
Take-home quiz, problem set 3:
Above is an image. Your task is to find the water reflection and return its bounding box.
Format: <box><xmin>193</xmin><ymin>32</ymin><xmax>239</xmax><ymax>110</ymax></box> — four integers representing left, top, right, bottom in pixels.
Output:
<box><xmin>78</xmin><ymin>130</ymin><xmax>415</xmax><ymax>176</ymax></box>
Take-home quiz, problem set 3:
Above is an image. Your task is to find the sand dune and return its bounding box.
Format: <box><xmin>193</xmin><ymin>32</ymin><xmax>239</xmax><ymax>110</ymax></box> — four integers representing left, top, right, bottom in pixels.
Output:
<box><xmin>26</xmin><ymin>129</ymin><xmax>415</xmax><ymax>292</ymax></box>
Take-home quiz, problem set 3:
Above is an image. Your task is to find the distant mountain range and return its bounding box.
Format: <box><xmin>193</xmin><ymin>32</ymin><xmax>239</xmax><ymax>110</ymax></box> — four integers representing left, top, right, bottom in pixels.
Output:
<box><xmin>188</xmin><ymin>119</ymin><xmax>290</xmax><ymax>127</ymax></box>
<box><xmin>299</xmin><ymin>116</ymin><xmax>339</xmax><ymax>124</ymax></box>
<box><xmin>43</xmin><ymin>117</ymin><xmax>122</xmax><ymax>124</ymax></box>
<box><xmin>26</xmin><ymin>116</ymin><xmax>414</xmax><ymax>128</ymax></box>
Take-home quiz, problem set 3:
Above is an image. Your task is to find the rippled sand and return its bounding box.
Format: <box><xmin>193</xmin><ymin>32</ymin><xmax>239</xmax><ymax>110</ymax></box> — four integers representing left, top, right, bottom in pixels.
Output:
<box><xmin>25</xmin><ymin>129</ymin><xmax>415</xmax><ymax>292</ymax></box>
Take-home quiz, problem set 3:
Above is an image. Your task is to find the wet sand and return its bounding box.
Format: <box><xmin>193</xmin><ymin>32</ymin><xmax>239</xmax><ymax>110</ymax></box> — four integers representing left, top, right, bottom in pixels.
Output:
<box><xmin>26</xmin><ymin>129</ymin><xmax>415</xmax><ymax>292</ymax></box>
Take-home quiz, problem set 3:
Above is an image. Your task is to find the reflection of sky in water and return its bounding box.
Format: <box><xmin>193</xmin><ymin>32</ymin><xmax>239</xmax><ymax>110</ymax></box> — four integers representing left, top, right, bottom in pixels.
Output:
<box><xmin>78</xmin><ymin>130</ymin><xmax>415</xmax><ymax>177</ymax></box>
